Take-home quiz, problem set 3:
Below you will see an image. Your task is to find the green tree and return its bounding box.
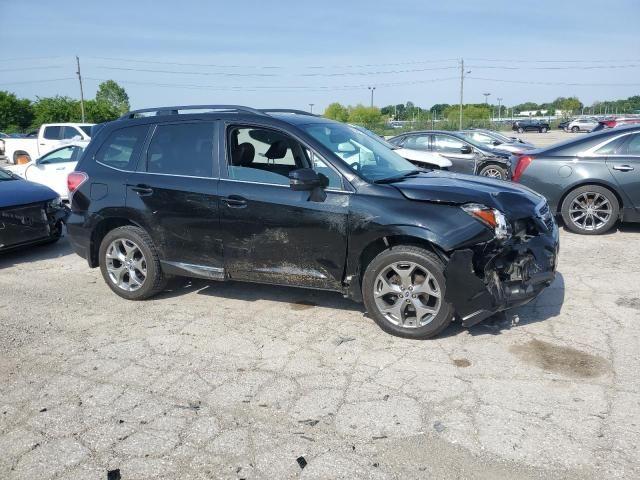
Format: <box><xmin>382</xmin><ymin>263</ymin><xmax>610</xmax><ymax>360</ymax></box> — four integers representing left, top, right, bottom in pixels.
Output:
<box><xmin>323</xmin><ymin>102</ymin><xmax>349</xmax><ymax>122</ymax></box>
<box><xmin>84</xmin><ymin>99</ymin><xmax>120</xmax><ymax>123</ymax></box>
<box><xmin>32</xmin><ymin>96</ymin><xmax>82</xmax><ymax>126</ymax></box>
<box><xmin>0</xmin><ymin>91</ymin><xmax>34</xmax><ymax>132</ymax></box>
<box><xmin>347</xmin><ymin>105</ymin><xmax>382</xmax><ymax>128</ymax></box>
<box><xmin>95</xmin><ymin>80</ymin><xmax>130</xmax><ymax>115</ymax></box>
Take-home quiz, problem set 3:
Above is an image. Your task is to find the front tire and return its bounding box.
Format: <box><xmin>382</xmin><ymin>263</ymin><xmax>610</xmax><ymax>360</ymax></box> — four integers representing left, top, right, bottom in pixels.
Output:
<box><xmin>571</xmin><ymin>126</ymin><xmax>579</xmax><ymax>133</ymax></box>
<box><xmin>541</xmin><ymin>127</ymin><xmax>548</xmax><ymax>133</ymax></box>
<box><xmin>560</xmin><ymin>185</ymin><xmax>619</xmax><ymax>235</ymax></box>
<box><xmin>479</xmin><ymin>164</ymin><xmax>507</xmax><ymax>179</ymax></box>
<box><xmin>98</xmin><ymin>226</ymin><xmax>167</xmax><ymax>299</ymax></box>
<box><xmin>517</xmin><ymin>127</ymin><xmax>524</xmax><ymax>133</ymax></box>
<box><xmin>362</xmin><ymin>246</ymin><xmax>454</xmax><ymax>339</ymax></box>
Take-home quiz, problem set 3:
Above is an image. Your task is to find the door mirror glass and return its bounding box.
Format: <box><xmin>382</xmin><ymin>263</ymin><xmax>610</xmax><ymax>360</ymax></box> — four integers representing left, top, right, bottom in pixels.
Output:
<box><xmin>460</xmin><ymin>145</ymin><xmax>473</xmax><ymax>154</ymax></box>
<box><xmin>289</xmin><ymin>168</ymin><xmax>324</xmax><ymax>191</ymax></box>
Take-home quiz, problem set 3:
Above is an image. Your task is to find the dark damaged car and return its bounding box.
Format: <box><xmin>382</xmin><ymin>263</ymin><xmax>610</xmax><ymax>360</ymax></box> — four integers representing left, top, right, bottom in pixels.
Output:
<box><xmin>66</xmin><ymin>106</ymin><xmax>559</xmax><ymax>339</ymax></box>
<box><xmin>0</xmin><ymin>167</ymin><xmax>68</xmax><ymax>252</ymax></box>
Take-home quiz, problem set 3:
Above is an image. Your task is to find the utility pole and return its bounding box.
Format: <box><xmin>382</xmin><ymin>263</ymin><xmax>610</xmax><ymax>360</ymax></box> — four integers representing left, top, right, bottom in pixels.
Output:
<box><xmin>309</xmin><ymin>103</ymin><xmax>314</xmax><ymax>114</ymax></box>
<box><xmin>76</xmin><ymin>56</ymin><xmax>85</xmax><ymax>122</ymax></box>
<box><xmin>497</xmin><ymin>97</ymin><xmax>503</xmax><ymax>122</ymax></box>
<box><xmin>459</xmin><ymin>59</ymin><xmax>464</xmax><ymax>130</ymax></box>
<box><xmin>368</xmin><ymin>86</ymin><xmax>376</xmax><ymax>107</ymax></box>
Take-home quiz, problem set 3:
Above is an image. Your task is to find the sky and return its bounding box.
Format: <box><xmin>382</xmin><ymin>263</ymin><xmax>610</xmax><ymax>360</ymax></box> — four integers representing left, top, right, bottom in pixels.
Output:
<box><xmin>1</xmin><ymin>0</ymin><xmax>639</xmax><ymax>112</ymax></box>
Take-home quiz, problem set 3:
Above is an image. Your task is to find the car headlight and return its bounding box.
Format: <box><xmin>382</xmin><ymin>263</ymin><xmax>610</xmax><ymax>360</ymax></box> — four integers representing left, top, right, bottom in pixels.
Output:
<box><xmin>462</xmin><ymin>203</ymin><xmax>512</xmax><ymax>240</ymax></box>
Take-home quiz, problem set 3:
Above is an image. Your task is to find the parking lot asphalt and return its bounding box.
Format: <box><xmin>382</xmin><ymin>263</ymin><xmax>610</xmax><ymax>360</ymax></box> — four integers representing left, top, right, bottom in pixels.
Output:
<box><xmin>1</xmin><ymin>222</ymin><xmax>639</xmax><ymax>480</ymax></box>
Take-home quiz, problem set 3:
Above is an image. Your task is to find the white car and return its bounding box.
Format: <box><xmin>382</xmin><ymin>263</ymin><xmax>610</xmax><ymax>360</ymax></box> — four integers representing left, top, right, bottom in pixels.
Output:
<box><xmin>566</xmin><ymin>118</ymin><xmax>598</xmax><ymax>133</ymax></box>
<box><xmin>349</xmin><ymin>124</ymin><xmax>452</xmax><ymax>170</ymax></box>
<box><xmin>4</xmin><ymin>141</ymin><xmax>87</xmax><ymax>200</ymax></box>
<box><xmin>392</xmin><ymin>146</ymin><xmax>452</xmax><ymax>169</ymax></box>
<box><xmin>1</xmin><ymin>123</ymin><xmax>93</xmax><ymax>164</ymax></box>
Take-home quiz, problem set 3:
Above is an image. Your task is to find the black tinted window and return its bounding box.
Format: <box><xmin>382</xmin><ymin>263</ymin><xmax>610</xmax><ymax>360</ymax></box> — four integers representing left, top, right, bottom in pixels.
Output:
<box><xmin>43</xmin><ymin>126</ymin><xmax>62</xmax><ymax>140</ymax></box>
<box><xmin>623</xmin><ymin>133</ymin><xmax>640</xmax><ymax>155</ymax></box>
<box><xmin>62</xmin><ymin>126</ymin><xmax>81</xmax><ymax>139</ymax></box>
<box><xmin>147</xmin><ymin>123</ymin><xmax>215</xmax><ymax>177</ymax></box>
<box><xmin>595</xmin><ymin>137</ymin><xmax>627</xmax><ymax>155</ymax></box>
<box><xmin>95</xmin><ymin>125</ymin><xmax>148</xmax><ymax>170</ymax></box>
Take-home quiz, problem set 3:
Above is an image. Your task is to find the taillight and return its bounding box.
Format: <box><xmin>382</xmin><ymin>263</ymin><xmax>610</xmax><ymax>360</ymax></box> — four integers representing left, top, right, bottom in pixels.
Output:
<box><xmin>512</xmin><ymin>155</ymin><xmax>533</xmax><ymax>182</ymax></box>
<box><xmin>605</xmin><ymin>120</ymin><xmax>616</xmax><ymax>128</ymax></box>
<box><xmin>67</xmin><ymin>171</ymin><xmax>88</xmax><ymax>195</ymax></box>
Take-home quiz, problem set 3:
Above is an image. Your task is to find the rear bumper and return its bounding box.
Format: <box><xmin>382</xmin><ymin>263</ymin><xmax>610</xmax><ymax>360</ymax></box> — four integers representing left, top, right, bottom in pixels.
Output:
<box><xmin>66</xmin><ymin>212</ymin><xmax>91</xmax><ymax>263</ymax></box>
<box><xmin>444</xmin><ymin>225</ymin><xmax>559</xmax><ymax>328</ymax></box>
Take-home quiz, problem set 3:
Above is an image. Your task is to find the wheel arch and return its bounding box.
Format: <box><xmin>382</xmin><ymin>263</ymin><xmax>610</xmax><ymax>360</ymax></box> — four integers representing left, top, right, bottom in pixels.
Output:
<box><xmin>89</xmin><ymin>216</ymin><xmax>143</xmax><ymax>267</ymax></box>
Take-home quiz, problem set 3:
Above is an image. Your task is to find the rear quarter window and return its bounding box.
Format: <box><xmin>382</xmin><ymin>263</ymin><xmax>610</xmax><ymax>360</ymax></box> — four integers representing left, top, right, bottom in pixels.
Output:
<box><xmin>94</xmin><ymin>125</ymin><xmax>149</xmax><ymax>171</ymax></box>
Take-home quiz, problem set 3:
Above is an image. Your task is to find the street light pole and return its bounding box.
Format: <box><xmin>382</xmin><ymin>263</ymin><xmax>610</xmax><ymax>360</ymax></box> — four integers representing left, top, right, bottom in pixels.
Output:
<box><xmin>368</xmin><ymin>86</ymin><xmax>376</xmax><ymax>107</ymax></box>
<box><xmin>483</xmin><ymin>92</ymin><xmax>491</xmax><ymax>104</ymax></box>
<box><xmin>497</xmin><ymin>97</ymin><xmax>503</xmax><ymax>122</ymax></box>
<box><xmin>309</xmin><ymin>103</ymin><xmax>314</xmax><ymax>114</ymax></box>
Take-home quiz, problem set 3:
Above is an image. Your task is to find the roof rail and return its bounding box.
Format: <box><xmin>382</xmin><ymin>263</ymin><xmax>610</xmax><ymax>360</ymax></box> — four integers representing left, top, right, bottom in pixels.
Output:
<box><xmin>118</xmin><ymin>105</ymin><xmax>268</xmax><ymax>120</ymax></box>
<box><xmin>259</xmin><ymin>109</ymin><xmax>318</xmax><ymax>117</ymax></box>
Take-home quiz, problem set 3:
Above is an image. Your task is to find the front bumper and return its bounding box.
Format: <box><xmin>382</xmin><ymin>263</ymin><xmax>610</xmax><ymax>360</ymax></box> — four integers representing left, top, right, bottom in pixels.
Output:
<box><xmin>444</xmin><ymin>223</ymin><xmax>559</xmax><ymax>328</ymax></box>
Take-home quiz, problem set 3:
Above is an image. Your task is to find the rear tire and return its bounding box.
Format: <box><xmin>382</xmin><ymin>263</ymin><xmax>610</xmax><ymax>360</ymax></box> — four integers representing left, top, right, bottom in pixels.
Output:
<box><xmin>98</xmin><ymin>226</ymin><xmax>167</xmax><ymax>300</ymax></box>
<box><xmin>571</xmin><ymin>126</ymin><xmax>579</xmax><ymax>133</ymax></box>
<box><xmin>362</xmin><ymin>246</ymin><xmax>454</xmax><ymax>339</ymax></box>
<box><xmin>541</xmin><ymin>127</ymin><xmax>548</xmax><ymax>133</ymax></box>
<box><xmin>560</xmin><ymin>185</ymin><xmax>619</xmax><ymax>235</ymax></box>
<box><xmin>479</xmin><ymin>164</ymin><xmax>507</xmax><ymax>180</ymax></box>
<box><xmin>517</xmin><ymin>127</ymin><xmax>524</xmax><ymax>133</ymax></box>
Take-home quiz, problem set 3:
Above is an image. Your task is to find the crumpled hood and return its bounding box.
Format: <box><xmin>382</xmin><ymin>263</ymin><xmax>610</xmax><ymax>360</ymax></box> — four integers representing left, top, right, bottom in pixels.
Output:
<box><xmin>392</xmin><ymin>171</ymin><xmax>545</xmax><ymax>219</ymax></box>
<box><xmin>0</xmin><ymin>178</ymin><xmax>57</xmax><ymax>208</ymax></box>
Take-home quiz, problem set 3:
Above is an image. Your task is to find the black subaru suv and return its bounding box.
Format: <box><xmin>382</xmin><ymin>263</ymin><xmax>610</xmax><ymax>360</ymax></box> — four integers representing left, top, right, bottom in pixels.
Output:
<box><xmin>67</xmin><ymin>106</ymin><xmax>559</xmax><ymax>339</ymax></box>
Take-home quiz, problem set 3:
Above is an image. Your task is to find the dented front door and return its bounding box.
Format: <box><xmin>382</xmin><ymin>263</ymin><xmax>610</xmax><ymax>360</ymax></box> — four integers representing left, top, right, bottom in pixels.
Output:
<box><xmin>219</xmin><ymin>179</ymin><xmax>350</xmax><ymax>290</ymax></box>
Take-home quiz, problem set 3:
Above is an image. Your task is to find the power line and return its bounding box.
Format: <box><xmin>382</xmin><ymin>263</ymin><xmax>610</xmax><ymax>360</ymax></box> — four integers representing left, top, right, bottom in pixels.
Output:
<box><xmin>83</xmin><ymin>76</ymin><xmax>459</xmax><ymax>91</ymax></box>
<box><xmin>467</xmin><ymin>76</ymin><xmax>640</xmax><ymax>87</ymax></box>
<box><xmin>468</xmin><ymin>64</ymin><xmax>640</xmax><ymax>70</ymax></box>
<box><xmin>466</xmin><ymin>57</ymin><xmax>640</xmax><ymax>63</ymax></box>
<box><xmin>93</xmin><ymin>65</ymin><xmax>458</xmax><ymax>78</ymax></box>
<box><xmin>0</xmin><ymin>77</ymin><xmax>75</xmax><ymax>86</ymax></box>
<box><xmin>86</xmin><ymin>55</ymin><xmax>460</xmax><ymax>69</ymax></box>
<box><xmin>0</xmin><ymin>65</ymin><xmax>64</xmax><ymax>73</ymax></box>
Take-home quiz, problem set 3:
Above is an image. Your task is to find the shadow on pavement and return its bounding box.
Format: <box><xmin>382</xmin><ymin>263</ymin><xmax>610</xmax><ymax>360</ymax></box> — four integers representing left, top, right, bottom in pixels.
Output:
<box><xmin>0</xmin><ymin>235</ymin><xmax>73</xmax><ymax>270</ymax></box>
<box><xmin>158</xmin><ymin>276</ymin><xmax>363</xmax><ymax>313</ymax></box>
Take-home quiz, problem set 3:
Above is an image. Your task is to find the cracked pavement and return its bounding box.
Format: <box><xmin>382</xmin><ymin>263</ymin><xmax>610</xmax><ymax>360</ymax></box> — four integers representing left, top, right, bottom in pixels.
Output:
<box><xmin>1</xmin><ymin>225</ymin><xmax>639</xmax><ymax>479</ymax></box>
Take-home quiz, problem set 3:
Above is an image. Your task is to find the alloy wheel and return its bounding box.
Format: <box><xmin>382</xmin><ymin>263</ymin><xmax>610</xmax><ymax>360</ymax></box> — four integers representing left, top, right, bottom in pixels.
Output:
<box><xmin>569</xmin><ymin>192</ymin><xmax>612</xmax><ymax>232</ymax></box>
<box><xmin>373</xmin><ymin>261</ymin><xmax>441</xmax><ymax>328</ymax></box>
<box><xmin>105</xmin><ymin>238</ymin><xmax>147</xmax><ymax>291</ymax></box>
<box><xmin>481</xmin><ymin>167</ymin><xmax>503</xmax><ymax>179</ymax></box>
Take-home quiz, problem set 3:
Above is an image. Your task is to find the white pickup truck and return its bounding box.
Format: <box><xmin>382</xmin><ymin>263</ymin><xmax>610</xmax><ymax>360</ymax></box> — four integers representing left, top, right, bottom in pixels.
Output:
<box><xmin>0</xmin><ymin>123</ymin><xmax>94</xmax><ymax>164</ymax></box>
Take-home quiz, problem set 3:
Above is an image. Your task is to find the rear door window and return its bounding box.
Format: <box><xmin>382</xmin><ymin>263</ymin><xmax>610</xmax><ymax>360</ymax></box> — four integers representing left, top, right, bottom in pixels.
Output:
<box><xmin>43</xmin><ymin>126</ymin><xmax>62</xmax><ymax>140</ymax></box>
<box><xmin>433</xmin><ymin>134</ymin><xmax>465</xmax><ymax>154</ymax></box>
<box><xmin>62</xmin><ymin>126</ymin><xmax>82</xmax><ymax>140</ymax></box>
<box><xmin>146</xmin><ymin>122</ymin><xmax>215</xmax><ymax>177</ymax></box>
<box><xmin>403</xmin><ymin>135</ymin><xmax>430</xmax><ymax>150</ymax></box>
<box><xmin>95</xmin><ymin>125</ymin><xmax>149</xmax><ymax>171</ymax></box>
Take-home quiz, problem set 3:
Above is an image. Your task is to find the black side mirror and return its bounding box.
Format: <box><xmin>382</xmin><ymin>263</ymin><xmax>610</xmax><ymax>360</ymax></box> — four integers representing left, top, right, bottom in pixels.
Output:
<box><xmin>492</xmin><ymin>140</ymin><xmax>501</xmax><ymax>146</ymax></box>
<box><xmin>460</xmin><ymin>145</ymin><xmax>473</xmax><ymax>154</ymax></box>
<box><xmin>289</xmin><ymin>168</ymin><xmax>321</xmax><ymax>191</ymax></box>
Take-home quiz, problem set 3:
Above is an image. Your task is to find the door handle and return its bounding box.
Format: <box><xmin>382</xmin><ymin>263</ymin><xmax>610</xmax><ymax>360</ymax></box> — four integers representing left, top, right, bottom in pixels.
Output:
<box><xmin>55</xmin><ymin>167</ymin><xmax>65</xmax><ymax>171</ymax></box>
<box><xmin>131</xmin><ymin>185</ymin><xmax>153</xmax><ymax>196</ymax></box>
<box><xmin>221</xmin><ymin>195</ymin><xmax>247</xmax><ymax>208</ymax></box>
<box><xmin>612</xmin><ymin>165</ymin><xmax>634</xmax><ymax>172</ymax></box>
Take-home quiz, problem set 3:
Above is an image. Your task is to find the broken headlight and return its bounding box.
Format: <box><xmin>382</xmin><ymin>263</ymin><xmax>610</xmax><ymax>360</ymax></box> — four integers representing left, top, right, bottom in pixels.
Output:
<box><xmin>47</xmin><ymin>196</ymin><xmax>63</xmax><ymax>209</ymax></box>
<box><xmin>462</xmin><ymin>203</ymin><xmax>512</xmax><ymax>241</ymax></box>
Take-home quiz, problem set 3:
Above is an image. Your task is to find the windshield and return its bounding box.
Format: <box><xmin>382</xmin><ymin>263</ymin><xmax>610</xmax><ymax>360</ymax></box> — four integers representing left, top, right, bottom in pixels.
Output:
<box><xmin>303</xmin><ymin>123</ymin><xmax>418</xmax><ymax>182</ymax></box>
<box><xmin>0</xmin><ymin>168</ymin><xmax>16</xmax><ymax>181</ymax></box>
<box><xmin>488</xmin><ymin>131</ymin><xmax>513</xmax><ymax>143</ymax></box>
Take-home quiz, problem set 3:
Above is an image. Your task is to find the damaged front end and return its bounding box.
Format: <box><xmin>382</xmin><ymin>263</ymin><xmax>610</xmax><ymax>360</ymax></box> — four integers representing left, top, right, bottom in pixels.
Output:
<box><xmin>444</xmin><ymin>201</ymin><xmax>559</xmax><ymax>328</ymax></box>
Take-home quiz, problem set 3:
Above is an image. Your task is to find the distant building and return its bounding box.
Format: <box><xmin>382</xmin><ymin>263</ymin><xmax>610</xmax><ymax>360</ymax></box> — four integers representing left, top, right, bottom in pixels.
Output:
<box><xmin>516</xmin><ymin>110</ymin><xmax>549</xmax><ymax>117</ymax></box>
